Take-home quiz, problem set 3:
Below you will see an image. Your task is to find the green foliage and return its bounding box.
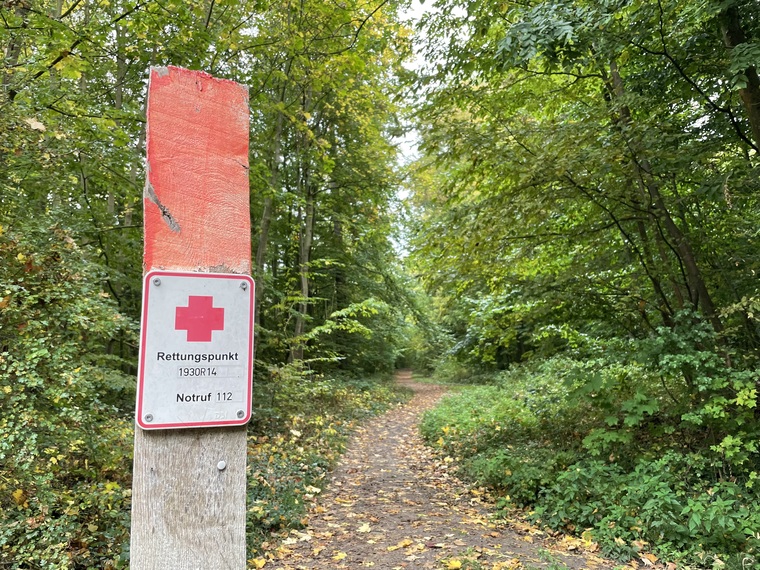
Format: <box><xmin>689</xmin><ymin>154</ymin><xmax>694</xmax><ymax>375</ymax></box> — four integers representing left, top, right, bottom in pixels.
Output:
<box><xmin>1</xmin><ymin>0</ymin><xmax>414</xmax><ymax>567</ymax></box>
<box><xmin>420</xmin><ymin>337</ymin><xmax>760</xmax><ymax>565</ymax></box>
<box><xmin>301</xmin><ymin>298</ymin><xmax>409</xmax><ymax>375</ymax></box>
<box><xmin>0</xmin><ymin>217</ymin><xmax>135</xmax><ymax>569</ymax></box>
<box><xmin>420</xmin><ymin>360</ymin><xmax>585</xmax><ymax>505</ymax></box>
<box><xmin>409</xmin><ymin>1</ymin><xmax>760</xmax><ymax>564</ymax></box>
<box><xmin>410</xmin><ymin>0</ymin><xmax>760</xmax><ymax>369</ymax></box>
<box><xmin>536</xmin><ymin>458</ymin><xmax>760</xmax><ymax>564</ymax></box>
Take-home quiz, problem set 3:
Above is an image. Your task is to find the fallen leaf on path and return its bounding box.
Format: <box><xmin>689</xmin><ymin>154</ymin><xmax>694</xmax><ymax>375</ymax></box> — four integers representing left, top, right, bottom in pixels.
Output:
<box><xmin>640</xmin><ymin>552</ymin><xmax>658</xmax><ymax>566</ymax></box>
<box><xmin>332</xmin><ymin>551</ymin><xmax>347</xmax><ymax>561</ymax></box>
<box><xmin>387</xmin><ymin>538</ymin><xmax>414</xmax><ymax>551</ymax></box>
<box><xmin>270</xmin><ymin>378</ymin><xmax>619</xmax><ymax>570</ymax></box>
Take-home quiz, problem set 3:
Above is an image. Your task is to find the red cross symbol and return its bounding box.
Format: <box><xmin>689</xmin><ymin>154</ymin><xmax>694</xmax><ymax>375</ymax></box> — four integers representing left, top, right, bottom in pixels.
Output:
<box><xmin>175</xmin><ymin>296</ymin><xmax>225</xmax><ymax>342</ymax></box>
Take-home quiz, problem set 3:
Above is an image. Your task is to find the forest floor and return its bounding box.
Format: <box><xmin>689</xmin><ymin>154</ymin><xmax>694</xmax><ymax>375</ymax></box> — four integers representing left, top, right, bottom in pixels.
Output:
<box><xmin>271</xmin><ymin>370</ymin><xmax>627</xmax><ymax>570</ymax></box>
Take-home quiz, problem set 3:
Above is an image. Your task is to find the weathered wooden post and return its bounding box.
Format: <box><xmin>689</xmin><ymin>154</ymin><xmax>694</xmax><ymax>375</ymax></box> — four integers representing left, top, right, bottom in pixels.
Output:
<box><xmin>130</xmin><ymin>66</ymin><xmax>252</xmax><ymax>570</ymax></box>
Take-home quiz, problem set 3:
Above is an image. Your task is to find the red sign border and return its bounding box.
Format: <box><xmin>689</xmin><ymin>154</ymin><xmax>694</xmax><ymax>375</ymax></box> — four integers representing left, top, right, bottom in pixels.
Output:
<box><xmin>136</xmin><ymin>270</ymin><xmax>255</xmax><ymax>430</ymax></box>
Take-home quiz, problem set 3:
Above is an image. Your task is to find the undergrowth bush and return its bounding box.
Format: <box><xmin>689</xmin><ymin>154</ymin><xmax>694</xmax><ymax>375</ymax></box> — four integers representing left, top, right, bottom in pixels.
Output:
<box><xmin>0</xmin><ymin>220</ymin><xmax>135</xmax><ymax>569</ymax></box>
<box><xmin>420</xmin><ymin>358</ymin><xmax>587</xmax><ymax>506</ymax></box>
<box><xmin>535</xmin><ymin>456</ymin><xmax>760</xmax><ymax>564</ymax></box>
<box><xmin>427</xmin><ymin>358</ymin><xmax>484</xmax><ymax>384</ymax></box>
<box><xmin>0</xmin><ymin>218</ymin><xmax>410</xmax><ymax>568</ymax></box>
<box><xmin>422</xmin><ymin>322</ymin><xmax>760</xmax><ymax>568</ymax></box>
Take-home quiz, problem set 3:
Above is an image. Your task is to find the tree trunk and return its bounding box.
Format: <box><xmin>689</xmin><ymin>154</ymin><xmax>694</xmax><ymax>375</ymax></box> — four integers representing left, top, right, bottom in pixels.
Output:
<box><xmin>291</xmin><ymin>172</ymin><xmax>314</xmax><ymax>362</ymax></box>
<box><xmin>331</xmin><ymin>216</ymin><xmax>344</xmax><ymax>316</ymax></box>
<box><xmin>254</xmin><ymin>59</ymin><xmax>292</xmax><ymax>341</ymax></box>
<box><xmin>253</xmin><ymin>106</ymin><xmax>283</xmax><ymax>329</ymax></box>
<box><xmin>606</xmin><ymin>60</ymin><xmax>723</xmax><ymax>332</ymax></box>
<box><xmin>719</xmin><ymin>4</ymin><xmax>760</xmax><ymax>150</ymax></box>
<box><xmin>644</xmin><ymin>166</ymin><xmax>722</xmax><ymax>332</ymax></box>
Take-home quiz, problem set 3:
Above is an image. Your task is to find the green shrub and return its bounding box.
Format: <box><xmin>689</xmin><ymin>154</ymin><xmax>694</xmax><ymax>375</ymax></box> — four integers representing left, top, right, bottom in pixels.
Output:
<box><xmin>421</xmin><ymin>337</ymin><xmax>760</xmax><ymax>567</ymax></box>
<box><xmin>535</xmin><ymin>455</ymin><xmax>760</xmax><ymax>564</ymax></box>
<box><xmin>420</xmin><ymin>361</ymin><xmax>586</xmax><ymax>506</ymax></box>
<box><xmin>466</xmin><ymin>446</ymin><xmax>577</xmax><ymax>506</ymax></box>
<box><xmin>0</xmin><ymin>219</ymin><xmax>135</xmax><ymax>569</ymax></box>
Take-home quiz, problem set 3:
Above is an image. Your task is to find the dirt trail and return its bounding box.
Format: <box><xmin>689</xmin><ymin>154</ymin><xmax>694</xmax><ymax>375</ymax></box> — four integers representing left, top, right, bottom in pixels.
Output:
<box><xmin>273</xmin><ymin>370</ymin><xmax>618</xmax><ymax>570</ymax></box>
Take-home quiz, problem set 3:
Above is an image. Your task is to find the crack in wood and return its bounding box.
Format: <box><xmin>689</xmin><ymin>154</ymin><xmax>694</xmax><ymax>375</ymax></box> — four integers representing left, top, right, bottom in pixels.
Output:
<box><xmin>144</xmin><ymin>180</ymin><xmax>181</xmax><ymax>233</ymax></box>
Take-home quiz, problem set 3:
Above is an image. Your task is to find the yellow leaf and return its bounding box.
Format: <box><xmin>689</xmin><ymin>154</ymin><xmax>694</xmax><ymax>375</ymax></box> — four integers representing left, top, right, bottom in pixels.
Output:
<box><xmin>87</xmin><ymin>524</ymin><xmax>98</xmax><ymax>532</ymax></box>
<box><xmin>11</xmin><ymin>488</ymin><xmax>26</xmax><ymax>506</ymax></box>
<box><xmin>16</xmin><ymin>253</ymin><xmax>26</xmax><ymax>262</ymax></box>
<box><xmin>447</xmin><ymin>560</ymin><xmax>463</xmax><ymax>569</ymax></box>
<box><xmin>251</xmin><ymin>557</ymin><xmax>267</xmax><ymax>568</ymax></box>
<box><xmin>357</xmin><ymin>522</ymin><xmax>371</xmax><ymax>533</ymax></box>
<box><xmin>640</xmin><ymin>552</ymin><xmax>658</xmax><ymax>566</ymax></box>
<box><xmin>333</xmin><ymin>551</ymin><xmax>347</xmax><ymax>561</ymax></box>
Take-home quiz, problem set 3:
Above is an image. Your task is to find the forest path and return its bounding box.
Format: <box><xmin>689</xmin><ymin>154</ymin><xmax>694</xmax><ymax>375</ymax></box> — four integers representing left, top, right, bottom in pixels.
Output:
<box><xmin>272</xmin><ymin>370</ymin><xmax>619</xmax><ymax>570</ymax></box>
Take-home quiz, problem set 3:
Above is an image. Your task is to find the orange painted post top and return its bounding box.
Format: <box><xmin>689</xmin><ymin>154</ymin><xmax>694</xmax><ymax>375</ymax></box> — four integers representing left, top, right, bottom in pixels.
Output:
<box><xmin>144</xmin><ymin>65</ymin><xmax>250</xmax><ymax>273</ymax></box>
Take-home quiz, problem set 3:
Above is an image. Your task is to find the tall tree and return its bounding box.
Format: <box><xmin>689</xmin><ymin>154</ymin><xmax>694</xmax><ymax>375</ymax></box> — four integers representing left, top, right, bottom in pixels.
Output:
<box><xmin>410</xmin><ymin>0</ymin><xmax>760</xmax><ymax>362</ymax></box>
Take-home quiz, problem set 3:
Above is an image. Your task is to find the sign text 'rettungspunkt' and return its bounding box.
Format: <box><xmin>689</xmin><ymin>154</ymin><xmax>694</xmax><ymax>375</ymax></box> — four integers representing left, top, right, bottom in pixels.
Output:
<box><xmin>155</xmin><ymin>351</ymin><xmax>240</xmax><ymax>363</ymax></box>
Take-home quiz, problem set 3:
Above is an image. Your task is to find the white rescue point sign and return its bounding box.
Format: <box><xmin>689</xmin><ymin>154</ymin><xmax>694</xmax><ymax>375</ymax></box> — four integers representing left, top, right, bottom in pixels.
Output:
<box><xmin>136</xmin><ymin>271</ymin><xmax>255</xmax><ymax>430</ymax></box>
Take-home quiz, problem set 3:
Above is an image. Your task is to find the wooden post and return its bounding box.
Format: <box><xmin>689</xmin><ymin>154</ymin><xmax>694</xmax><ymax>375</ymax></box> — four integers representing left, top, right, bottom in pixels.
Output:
<box><xmin>130</xmin><ymin>66</ymin><xmax>250</xmax><ymax>570</ymax></box>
